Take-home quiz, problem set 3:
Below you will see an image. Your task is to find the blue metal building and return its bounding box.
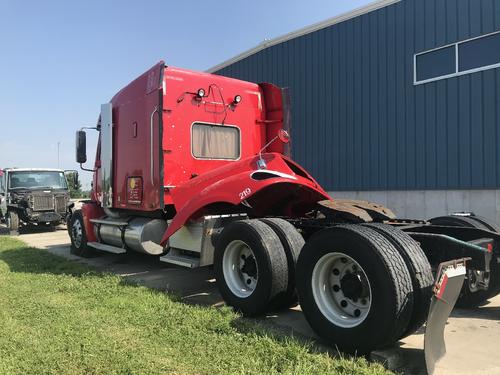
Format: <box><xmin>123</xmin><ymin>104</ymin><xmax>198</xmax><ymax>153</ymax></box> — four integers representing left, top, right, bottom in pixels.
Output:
<box><xmin>209</xmin><ymin>0</ymin><xmax>500</xmax><ymax>220</ymax></box>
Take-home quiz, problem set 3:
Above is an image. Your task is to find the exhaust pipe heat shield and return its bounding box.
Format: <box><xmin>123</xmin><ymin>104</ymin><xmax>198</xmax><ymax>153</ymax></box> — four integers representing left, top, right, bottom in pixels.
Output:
<box><xmin>424</xmin><ymin>259</ymin><xmax>467</xmax><ymax>375</ymax></box>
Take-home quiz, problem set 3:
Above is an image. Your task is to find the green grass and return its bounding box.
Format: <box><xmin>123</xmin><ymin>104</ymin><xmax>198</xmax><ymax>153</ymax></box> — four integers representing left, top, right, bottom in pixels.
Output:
<box><xmin>0</xmin><ymin>237</ymin><xmax>392</xmax><ymax>375</ymax></box>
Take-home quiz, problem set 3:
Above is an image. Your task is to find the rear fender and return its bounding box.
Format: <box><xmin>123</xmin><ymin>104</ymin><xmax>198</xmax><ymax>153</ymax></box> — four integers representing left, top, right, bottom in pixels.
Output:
<box><xmin>160</xmin><ymin>171</ymin><xmax>328</xmax><ymax>246</ymax></box>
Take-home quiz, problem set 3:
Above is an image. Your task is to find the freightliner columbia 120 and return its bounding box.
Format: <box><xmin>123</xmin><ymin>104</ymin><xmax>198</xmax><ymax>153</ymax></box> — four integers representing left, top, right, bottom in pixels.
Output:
<box><xmin>68</xmin><ymin>61</ymin><xmax>500</xmax><ymax>373</ymax></box>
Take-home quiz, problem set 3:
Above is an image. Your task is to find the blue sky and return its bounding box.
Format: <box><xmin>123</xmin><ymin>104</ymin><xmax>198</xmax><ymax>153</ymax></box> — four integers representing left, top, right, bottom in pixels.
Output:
<box><xmin>0</xmin><ymin>0</ymin><xmax>373</xmax><ymax>189</ymax></box>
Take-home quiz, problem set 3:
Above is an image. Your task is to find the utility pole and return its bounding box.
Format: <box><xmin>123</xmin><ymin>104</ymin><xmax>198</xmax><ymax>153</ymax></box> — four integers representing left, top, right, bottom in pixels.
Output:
<box><xmin>57</xmin><ymin>141</ymin><xmax>60</xmax><ymax>168</ymax></box>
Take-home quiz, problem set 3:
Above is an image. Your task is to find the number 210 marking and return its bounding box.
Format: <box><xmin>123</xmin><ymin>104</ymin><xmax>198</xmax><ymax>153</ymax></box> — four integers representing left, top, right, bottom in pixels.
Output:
<box><xmin>239</xmin><ymin>188</ymin><xmax>251</xmax><ymax>200</ymax></box>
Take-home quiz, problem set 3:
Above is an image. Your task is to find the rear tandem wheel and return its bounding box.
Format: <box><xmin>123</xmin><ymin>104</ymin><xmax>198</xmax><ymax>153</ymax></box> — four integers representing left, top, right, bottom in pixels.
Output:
<box><xmin>214</xmin><ymin>219</ymin><xmax>289</xmax><ymax>317</ymax></box>
<box><xmin>363</xmin><ymin>223</ymin><xmax>434</xmax><ymax>338</ymax></box>
<box><xmin>259</xmin><ymin>218</ymin><xmax>305</xmax><ymax>309</ymax></box>
<box><xmin>296</xmin><ymin>225</ymin><xmax>414</xmax><ymax>353</ymax></box>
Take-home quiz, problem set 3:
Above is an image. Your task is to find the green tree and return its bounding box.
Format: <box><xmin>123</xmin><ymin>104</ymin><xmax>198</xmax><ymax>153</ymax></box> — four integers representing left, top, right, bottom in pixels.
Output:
<box><xmin>66</xmin><ymin>172</ymin><xmax>83</xmax><ymax>198</ymax></box>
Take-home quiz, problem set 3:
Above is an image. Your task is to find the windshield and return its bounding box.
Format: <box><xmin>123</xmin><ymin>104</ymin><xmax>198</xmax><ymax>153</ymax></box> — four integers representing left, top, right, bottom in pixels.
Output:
<box><xmin>8</xmin><ymin>171</ymin><xmax>68</xmax><ymax>190</ymax></box>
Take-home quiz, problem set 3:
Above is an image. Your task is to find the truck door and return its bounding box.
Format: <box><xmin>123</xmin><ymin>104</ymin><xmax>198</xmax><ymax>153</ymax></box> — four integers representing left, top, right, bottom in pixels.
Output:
<box><xmin>111</xmin><ymin>61</ymin><xmax>165</xmax><ymax>211</ymax></box>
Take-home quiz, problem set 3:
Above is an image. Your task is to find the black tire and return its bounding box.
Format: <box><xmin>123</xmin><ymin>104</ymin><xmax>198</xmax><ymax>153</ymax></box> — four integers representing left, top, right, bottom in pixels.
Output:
<box><xmin>463</xmin><ymin>216</ymin><xmax>500</xmax><ymax>298</ymax></box>
<box><xmin>7</xmin><ymin>211</ymin><xmax>19</xmax><ymax>234</ymax></box>
<box><xmin>66</xmin><ymin>212</ymin><xmax>73</xmax><ymax>237</ymax></box>
<box><xmin>260</xmin><ymin>218</ymin><xmax>305</xmax><ymax>309</ymax></box>
<box><xmin>468</xmin><ymin>215</ymin><xmax>500</xmax><ymax>233</ymax></box>
<box><xmin>364</xmin><ymin>223</ymin><xmax>433</xmax><ymax>338</ymax></box>
<box><xmin>296</xmin><ymin>225</ymin><xmax>414</xmax><ymax>353</ymax></box>
<box><xmin>214</xmin><ymin>219</ymin><xmax>288</xmax><ymax>317</ymax></box>
<box><xmin>488</xmin><ymin>261</ymin><xmax>500</xmax><ymax>299</ymax></box>
<box><xmin>429</xmin><ymin>215</ymin><xmax>494</xmax><ymax>308</ymax></box>
<box><xmin>69</xmin><ymin>210</ymin><xmax>95</xmax><ymax>257</ymax></box>
<box><xmin>429</xmin><ymin>215</ymin><xmax>489</xmax><ymax>230</ymax></box>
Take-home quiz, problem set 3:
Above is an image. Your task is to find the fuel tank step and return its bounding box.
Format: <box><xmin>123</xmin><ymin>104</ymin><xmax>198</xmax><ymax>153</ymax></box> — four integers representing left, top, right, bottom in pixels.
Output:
<box><xmin>90</xmin><ymin>218</ymin><xmax>129</xmax><ymax>226</ymax></box>
<box><xmin>87</xmin><ymin>242</ymin><xmax>127</xmax><ymax>254</ymax></box>
<box><xmin>160</xmin><ymin>249</ymin><xmax>200</xmax><ymax>268</ymax></box>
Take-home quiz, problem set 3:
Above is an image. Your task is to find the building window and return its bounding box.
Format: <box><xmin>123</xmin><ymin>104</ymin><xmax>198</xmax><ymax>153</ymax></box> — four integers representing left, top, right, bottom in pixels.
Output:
<box><xmin>459</xmin><ymin>32</ymin><xmax>500</xmax><ymax>72</ymax></box>
<box><xmin>191</xmin><ymin>122</ymin><xmax>240</xmax><ymax>160</ymax></box>
<box><xmin>414</xmin><ymin>30</ymin><xmax>500</xmax><ymax>85</ymax></box>
<box><xmin>415</xmin><ymin>46</ymin><xmax>456</xmax><ymax>82</ymax></box>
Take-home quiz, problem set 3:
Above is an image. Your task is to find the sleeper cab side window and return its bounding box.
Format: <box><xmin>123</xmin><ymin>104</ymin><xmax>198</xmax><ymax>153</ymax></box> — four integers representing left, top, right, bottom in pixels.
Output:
<box><xmin>191</xmin><ymin>123</ymin><xmax>240</xmax><ymax>160</ymax></box>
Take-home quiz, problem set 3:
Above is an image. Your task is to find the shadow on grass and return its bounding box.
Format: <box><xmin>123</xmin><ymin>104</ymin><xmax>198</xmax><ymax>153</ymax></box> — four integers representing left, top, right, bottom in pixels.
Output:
<box><xmin>229</xmin><ymin>315</ymin><xmax>428</xmax><ymax>374</ymax></box>
<box><xmin>0</xmin><ymin>245</ymin><xmax>352</xmax><ymax>364</ymax></box>
<box><xmin>0</xmin><ymin>242</ymin><xmax>430</xmax><ymax>373</ymax></box>
<box><xmin>0</xmin><ymin>246</ymin><xmax>98</xmax><ymax>276</ymax></box>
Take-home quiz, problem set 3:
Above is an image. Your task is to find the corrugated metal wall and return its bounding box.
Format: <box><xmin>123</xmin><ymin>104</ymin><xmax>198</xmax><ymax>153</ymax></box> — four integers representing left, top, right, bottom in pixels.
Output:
<box><xmin>215</xmin><ymin>0</ymin><xmax>500</xmax><ymax>191</ymax></box>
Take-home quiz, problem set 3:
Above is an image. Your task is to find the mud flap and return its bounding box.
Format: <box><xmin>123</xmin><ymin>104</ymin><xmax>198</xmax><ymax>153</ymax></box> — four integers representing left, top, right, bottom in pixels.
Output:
<box><xmin>424</xmin><ymin>259</ymin><xmax>468</xmax><ymax>375</ymax></box>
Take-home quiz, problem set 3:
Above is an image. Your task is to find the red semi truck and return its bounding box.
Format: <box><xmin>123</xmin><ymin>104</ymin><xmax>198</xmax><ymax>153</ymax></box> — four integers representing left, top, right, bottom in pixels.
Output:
<box><xmin>68</xmin><ymin>61</ymin><xmax>500</xmax><ymax>366</ymax></box>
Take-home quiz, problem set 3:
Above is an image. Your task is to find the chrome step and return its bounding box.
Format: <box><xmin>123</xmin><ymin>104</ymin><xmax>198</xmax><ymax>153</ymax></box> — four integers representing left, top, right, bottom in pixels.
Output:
<box><xmin>90</xmin><ymin>218</ymin><xmax>129</xmax><ymax>226</ymax></box>
<box><xmin>159</xmin><ymin>249</ymin><xmax>200</xmax><ymax>268</ymax></box>
<box><xmin>87</xmin><ymin>241</ymin><xmax>127</xmax><ymax>254</ymax></box>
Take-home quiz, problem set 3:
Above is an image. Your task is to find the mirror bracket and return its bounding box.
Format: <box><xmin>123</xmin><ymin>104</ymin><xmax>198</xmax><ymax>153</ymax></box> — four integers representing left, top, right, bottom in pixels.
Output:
<box><xmin>80</xmin><ymin>163</ymin><xmax>96</xmax><ymax>172</ymax></box>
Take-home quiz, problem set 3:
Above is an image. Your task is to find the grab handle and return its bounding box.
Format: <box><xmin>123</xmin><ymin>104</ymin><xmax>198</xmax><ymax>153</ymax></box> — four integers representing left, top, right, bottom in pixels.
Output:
<box><xmin>150</xmin><ymin>106</ymin><xmax>159</xmax><ymax>185</ymax></box>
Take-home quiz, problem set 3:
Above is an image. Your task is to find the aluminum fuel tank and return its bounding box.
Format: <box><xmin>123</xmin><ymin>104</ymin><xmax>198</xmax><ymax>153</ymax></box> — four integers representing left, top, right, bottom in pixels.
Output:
<box><xmin>98</xmin><ymin>217</ymin><xmax>167</xmax><ymax>255</ymax></box>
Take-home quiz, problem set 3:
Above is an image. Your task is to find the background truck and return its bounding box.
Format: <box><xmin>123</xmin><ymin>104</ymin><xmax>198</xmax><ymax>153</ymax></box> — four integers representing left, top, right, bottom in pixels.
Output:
<box><xmin>68</xmin><ymin>61</ymin><xmax>500</xmax><ymax>362</ymax></box>
<box><xmin>0</xmin><ymin>168</ymin><xmax>74</xmax><ymax>233</ymax></box>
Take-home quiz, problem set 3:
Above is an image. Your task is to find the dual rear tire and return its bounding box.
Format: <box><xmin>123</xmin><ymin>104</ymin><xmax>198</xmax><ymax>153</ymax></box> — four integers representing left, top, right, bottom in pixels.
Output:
<box><xmin>363</xmin><ymin>223</ymin><xmax>433</xmax><ymax>339</ymax></box>
<box><xmin>214</xmin><ymin>219</ymin><xmax>303</xmax><ymax>317</ymax></box>
<box><xmin>215</xmin><ymin>220</ymin><xmax>429</xmax><ymax>353</ymax></box>
<box><xmin>296</xmin><ymin>225</ymin><xmax>424</xmax><ymax>353</ymax></box>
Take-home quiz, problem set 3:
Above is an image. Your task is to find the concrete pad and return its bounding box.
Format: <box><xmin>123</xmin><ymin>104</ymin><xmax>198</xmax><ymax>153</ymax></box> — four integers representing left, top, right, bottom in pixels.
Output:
<box><xmin>432</xmin><ymin>299</ymin><xmax>500</xmax><ymax>375</ymax></box>
<box><xmin>3</xmin><ymin>227</ymin><xmax>500</xmax><ymax>374</ymax></box>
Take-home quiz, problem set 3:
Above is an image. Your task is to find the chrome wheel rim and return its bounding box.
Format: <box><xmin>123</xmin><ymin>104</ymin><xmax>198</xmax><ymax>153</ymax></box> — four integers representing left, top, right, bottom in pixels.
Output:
<box><xmin>311</xmin><ymin>252</ymin><xmax>372</xmax><ymax>328</ymax></box>
<box><xmin>72</xmin><ymin>219</ymin><xmax>83</xmax><ymax>248</ymax></box>
<box><xmin>222</xmin><ymin>240</ymin><xmax>258</xmax><ymax>298</ymax></box>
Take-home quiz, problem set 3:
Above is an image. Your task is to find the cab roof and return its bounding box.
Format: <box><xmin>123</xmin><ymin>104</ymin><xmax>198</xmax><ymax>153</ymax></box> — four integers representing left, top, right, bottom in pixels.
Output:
<box><xmin>2</xmin><ymin>168</ymin><xmax>65</xmax><ymax>172</ymax></box>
